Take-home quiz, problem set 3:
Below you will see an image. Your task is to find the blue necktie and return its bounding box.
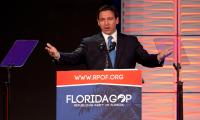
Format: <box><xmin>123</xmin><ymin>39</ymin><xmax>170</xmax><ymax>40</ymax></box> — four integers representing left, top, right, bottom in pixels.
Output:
<box><xmin>108</xmin><ymin>36</ymin><xmax>116</xmax><ymax>68</ymax></box>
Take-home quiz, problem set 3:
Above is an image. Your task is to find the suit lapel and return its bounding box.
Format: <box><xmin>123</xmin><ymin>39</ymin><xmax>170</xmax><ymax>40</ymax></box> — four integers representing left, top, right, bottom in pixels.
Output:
<box><xmin>97</xmin><ymin>33</ymin><xmax>105</xmax><ymax>44</ymax></box>
<box><xmin>115</xmin><ymin>33</ymin><xmax>126</xmax><ymax>68</ymax></box>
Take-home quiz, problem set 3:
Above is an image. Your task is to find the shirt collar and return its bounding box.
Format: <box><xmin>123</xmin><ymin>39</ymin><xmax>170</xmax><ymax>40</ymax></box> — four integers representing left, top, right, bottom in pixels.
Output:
<box><xmin>102</xmin><ymin>30</ymin><xmax>117</xmax><ymax>43</ymax></box>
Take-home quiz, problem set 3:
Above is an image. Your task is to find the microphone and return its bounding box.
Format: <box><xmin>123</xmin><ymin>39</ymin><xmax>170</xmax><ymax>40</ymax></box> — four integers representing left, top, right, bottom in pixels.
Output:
<box><xmin>99</xmin><ymin>42</ymin><xmax>106</xmax><ymax>51</ymax></box>
<box><xmin>109</xmin><ymin>41</ymin><xmax>116</xmax><ymax>52</ymax></box>
<box><xmin>99</xmin><ymin>41</ymin><xmax>116</xmax><ymax>52</ymax></box>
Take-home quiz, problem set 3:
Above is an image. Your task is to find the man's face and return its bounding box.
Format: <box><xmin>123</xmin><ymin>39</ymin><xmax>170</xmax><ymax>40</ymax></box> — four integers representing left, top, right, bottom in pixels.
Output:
<box><xmin>97</xmin><ymin>10</ymin><xmax>119</xmax><ymax>35</ymax></box>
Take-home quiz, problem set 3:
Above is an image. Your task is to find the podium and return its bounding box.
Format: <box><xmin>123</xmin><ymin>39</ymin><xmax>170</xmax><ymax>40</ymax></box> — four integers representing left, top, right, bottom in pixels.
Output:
<box><xmin>56</xmin><ymin>69</ymin><xmax>142</xmax><ymax>120</ymax></box>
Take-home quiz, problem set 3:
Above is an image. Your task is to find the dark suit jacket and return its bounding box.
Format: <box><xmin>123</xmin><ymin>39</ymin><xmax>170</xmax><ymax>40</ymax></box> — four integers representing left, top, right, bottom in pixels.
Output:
<box><xmin>59</xmin><ymin>33</ymin><xmax>163</xmax><ymax>70</ymax></box>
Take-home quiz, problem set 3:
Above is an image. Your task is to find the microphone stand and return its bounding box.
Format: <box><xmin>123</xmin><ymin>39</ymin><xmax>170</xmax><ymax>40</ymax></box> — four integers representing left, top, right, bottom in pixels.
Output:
<box><xmin>99</xmin><ymin>42</ymin><xmax>109</xmax><ymax>68</ymax></box>
<box><xmin>99</xmin><ymin>42</ymin><xmax>116</xmax><ymax>69</ymax></box>
<box><xmin>105</xmin><ymin>50</ymin><xmax>109</xmax><ymax>69</ymax></box>
<box><xmin>106</xmin><ymin>42</ymin><xmax>116</xmax><ymax>69</ymax></box>
<box><xmin>173</xmin><ymin>63</ymin><xmax>183</xmax><ymax>120</ymax></box>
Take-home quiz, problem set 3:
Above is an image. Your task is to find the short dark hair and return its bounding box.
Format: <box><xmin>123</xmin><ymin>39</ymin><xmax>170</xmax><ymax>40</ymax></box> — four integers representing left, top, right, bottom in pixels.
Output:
<box><xmin>97</xmin><ymin>5</ymin><xmax>119</xmax><ymax>20</ymax></box>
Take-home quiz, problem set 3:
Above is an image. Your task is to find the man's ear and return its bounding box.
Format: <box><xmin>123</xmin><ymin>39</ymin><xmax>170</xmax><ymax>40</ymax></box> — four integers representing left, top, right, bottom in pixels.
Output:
<box><xmin>97</xmin><ymin>19</ymin><xmax>100</xmax><ymax>26</ymax></box>
<box><xmin>116</xmin><ymin>17</ymin><xmax>119</xmax><ymax>24</ymax></box>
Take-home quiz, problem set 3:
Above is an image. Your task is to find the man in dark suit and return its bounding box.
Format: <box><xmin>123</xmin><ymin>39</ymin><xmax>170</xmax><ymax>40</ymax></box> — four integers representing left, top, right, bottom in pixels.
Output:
<box><xmin>45</xmin><ymin>5</ymin><xmax>172</xmax><ymax>69</ymax></box>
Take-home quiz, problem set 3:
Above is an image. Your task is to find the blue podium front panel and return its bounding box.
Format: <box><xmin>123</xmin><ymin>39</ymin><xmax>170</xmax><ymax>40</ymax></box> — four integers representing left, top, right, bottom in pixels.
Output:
<box><xmin>57</xmin><ymin>85</ymin><xmax>141</xmax><ymax>120</ymax></box>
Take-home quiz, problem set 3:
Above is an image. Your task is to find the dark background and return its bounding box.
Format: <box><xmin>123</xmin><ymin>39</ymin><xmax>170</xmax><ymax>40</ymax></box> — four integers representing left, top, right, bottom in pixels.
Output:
<box><xmin>0</xmin><ymin>0</ymin><xmax>118</xmax><ymax>120</ymax></box>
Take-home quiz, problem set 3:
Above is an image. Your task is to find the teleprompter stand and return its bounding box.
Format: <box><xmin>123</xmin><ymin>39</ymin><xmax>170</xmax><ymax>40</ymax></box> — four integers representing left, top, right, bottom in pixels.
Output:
<box><xmin>0</xmin><ymin>40</ymin><xmax>38</xmax><ymax>120</ymax></box>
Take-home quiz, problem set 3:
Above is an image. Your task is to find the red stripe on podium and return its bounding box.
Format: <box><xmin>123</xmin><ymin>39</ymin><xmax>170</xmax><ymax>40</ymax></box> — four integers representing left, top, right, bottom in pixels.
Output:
<box><xmin>57</xmin><ymin>70</ymin><xmax>142</xmax><ymax>86</ymax></box>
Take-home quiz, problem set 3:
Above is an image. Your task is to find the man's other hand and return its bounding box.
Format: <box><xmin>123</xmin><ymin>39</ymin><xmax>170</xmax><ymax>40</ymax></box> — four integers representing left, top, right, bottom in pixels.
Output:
<box><xmin>45</xmin><ymin>43</ymin><xmax>60</xmax><ymax>60</ymax></box>
<box><xmin>157</xmin><ymin>48</ymin><xmax>173</xmax><ymax>62</ymax></box>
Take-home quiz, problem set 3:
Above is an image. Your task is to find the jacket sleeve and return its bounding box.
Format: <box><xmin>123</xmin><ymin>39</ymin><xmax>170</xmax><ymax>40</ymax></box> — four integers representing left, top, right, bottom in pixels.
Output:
<box><xmin>57</xmin><ymin>40</ymin><xmax>87</xmax><ymax>65</ymax></box>
<box><xmin>135</xmin><ymin>39</ymin><xmax>164</xmax><ymax>67</ymax></box>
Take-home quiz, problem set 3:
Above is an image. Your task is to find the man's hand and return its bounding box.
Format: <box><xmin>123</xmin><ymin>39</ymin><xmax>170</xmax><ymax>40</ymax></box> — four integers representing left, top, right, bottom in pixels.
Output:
<box><xmin>45</xmin><ymin>43</ymin><xmax>60</xmax><ymax>60</ymax></box>
<box><xmin>157</xmin><ymin>48</ymin><xmax>173</xmax><ymax>62</ymax></box>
